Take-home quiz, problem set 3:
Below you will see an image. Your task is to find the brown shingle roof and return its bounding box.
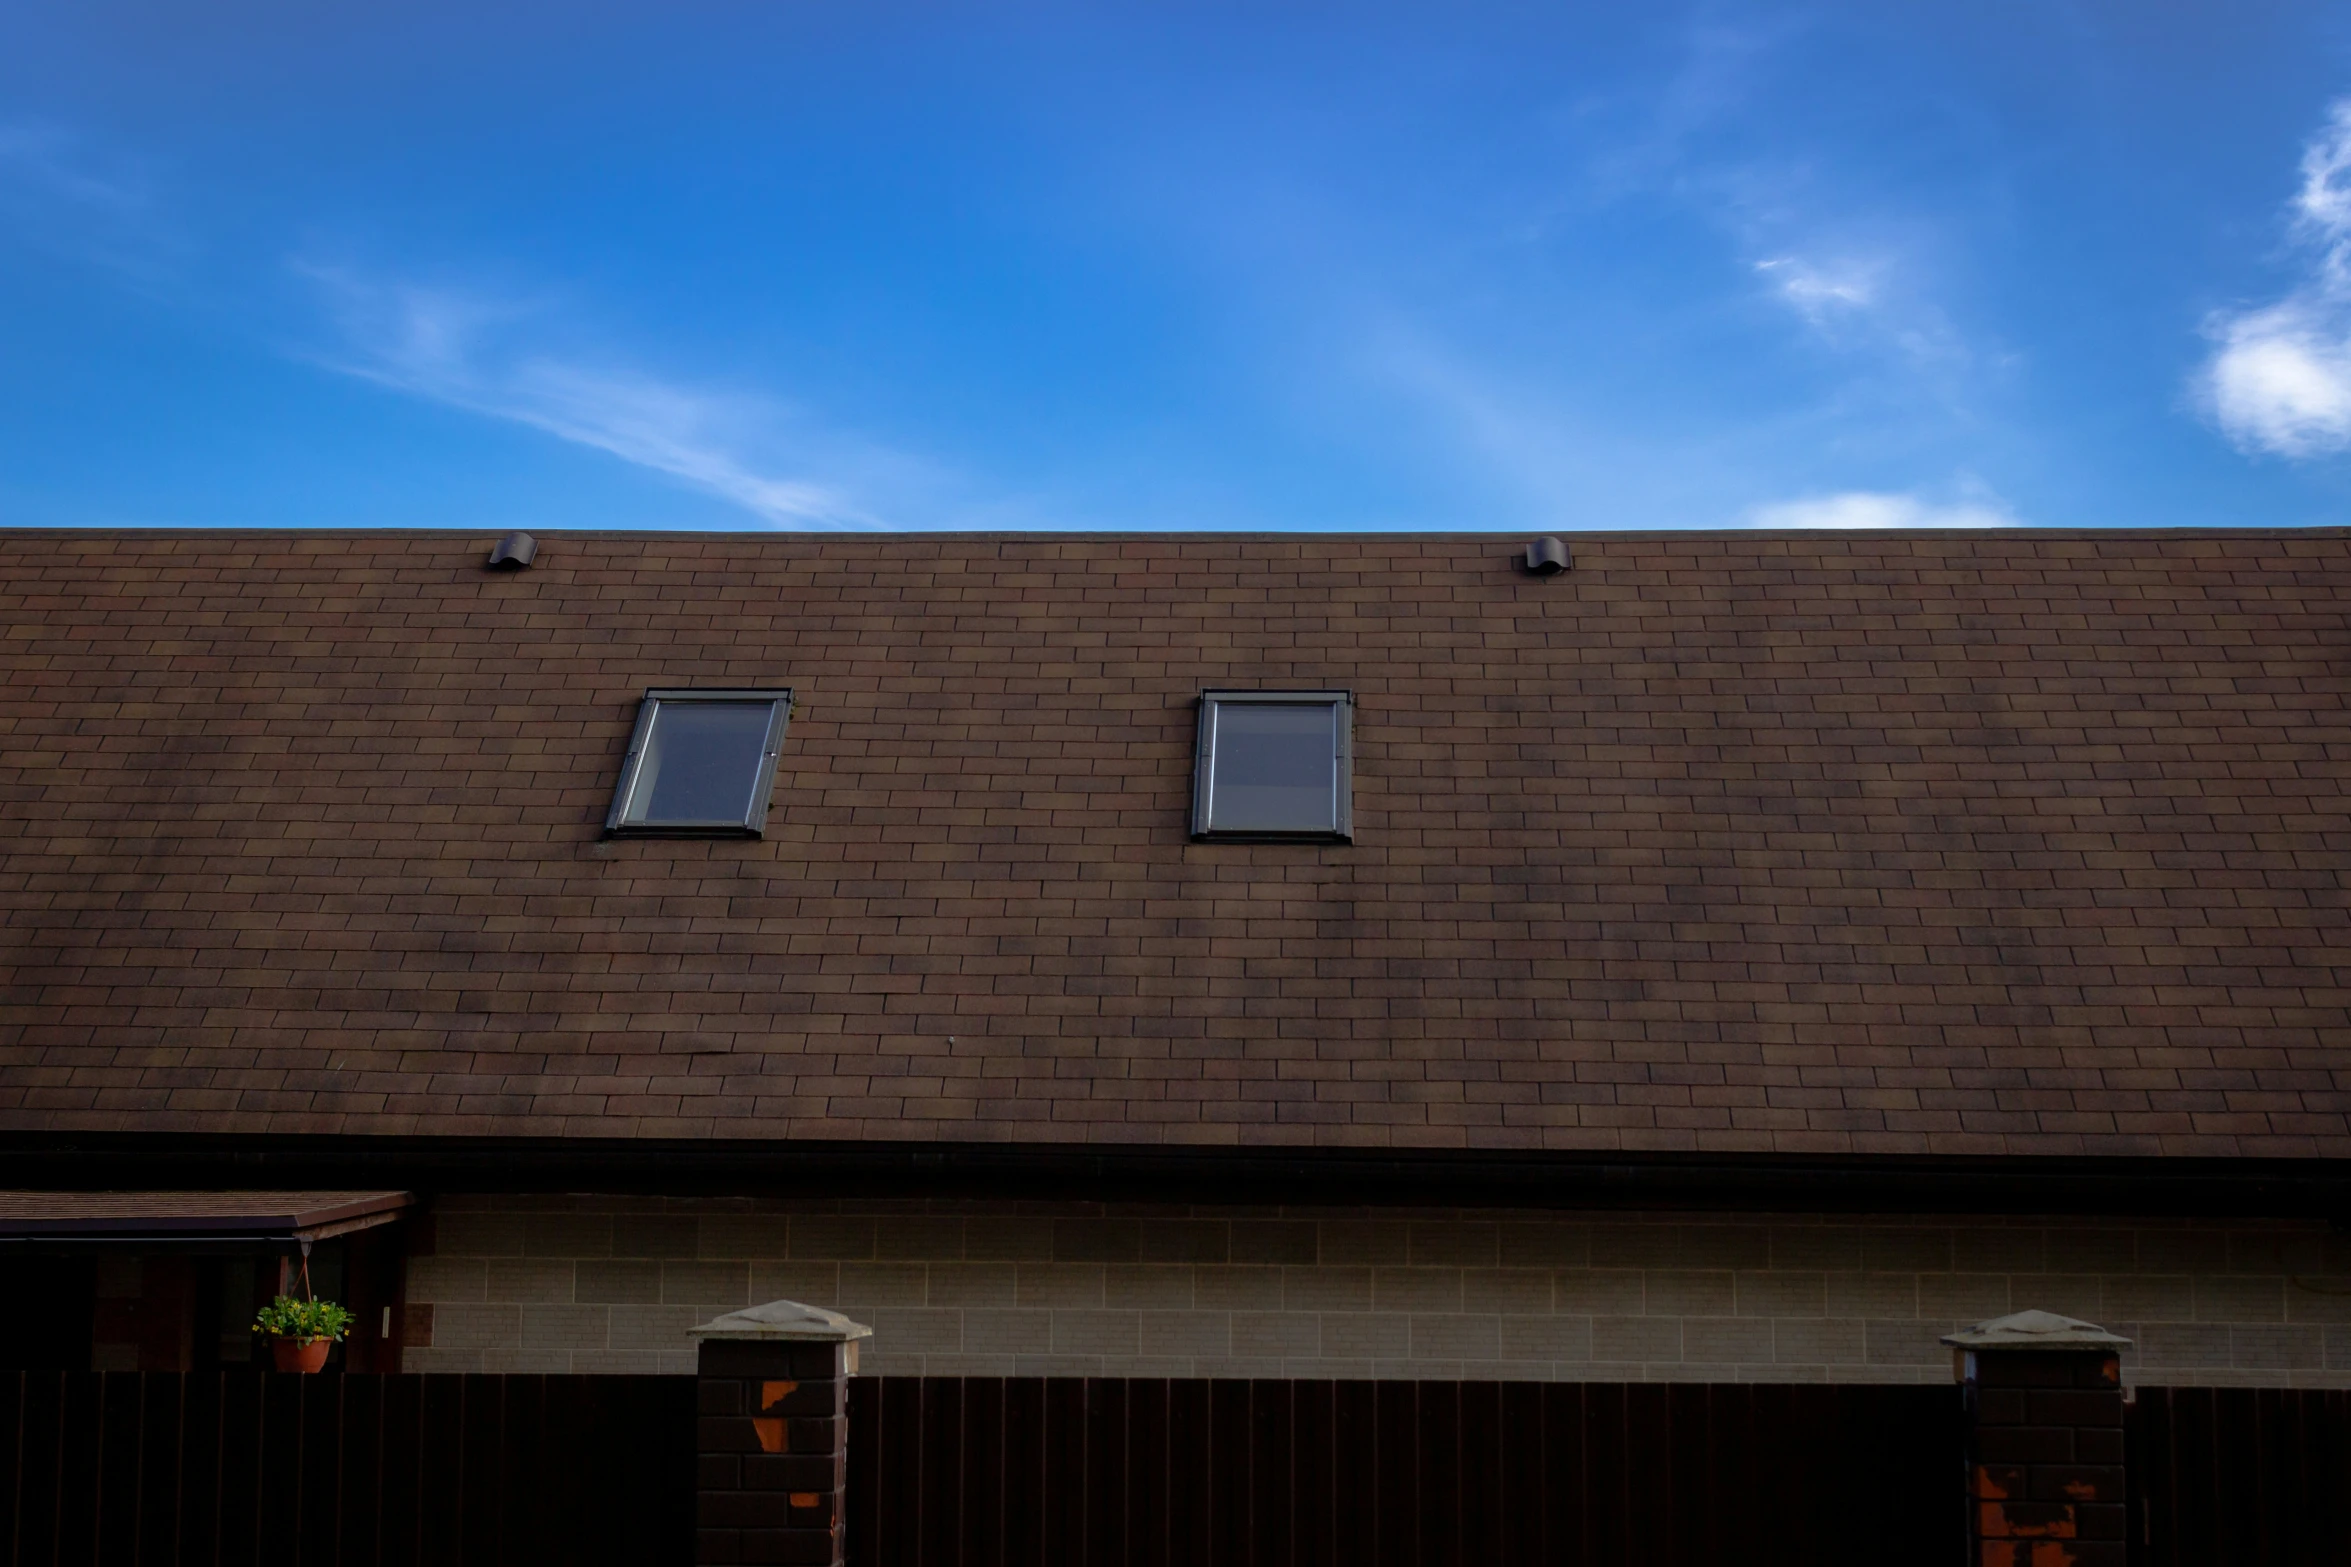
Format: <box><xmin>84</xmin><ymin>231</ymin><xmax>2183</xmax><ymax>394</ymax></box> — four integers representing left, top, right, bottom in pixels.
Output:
<box><xmin>1</xmin><ymin>527</ymin><xmax>2347</xmax><ymax>1158</ymax></box>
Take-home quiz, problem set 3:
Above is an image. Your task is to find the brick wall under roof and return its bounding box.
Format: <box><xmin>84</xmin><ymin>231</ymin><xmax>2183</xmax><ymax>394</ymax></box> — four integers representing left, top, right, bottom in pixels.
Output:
<box><xmin>398</xmin><ymin>1197</ymin><xmax>2351</xmax><ymax>1387</ymax></box>
<box><xmin>1</xmin><ymin>527</ymin><xmax>2347</xmax><ymax>1155</ymax></box>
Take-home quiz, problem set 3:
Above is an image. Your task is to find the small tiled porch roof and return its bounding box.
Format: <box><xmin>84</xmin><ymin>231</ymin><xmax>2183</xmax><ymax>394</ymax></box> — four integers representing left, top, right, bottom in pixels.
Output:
<box><xmin>0</xmin><ymin>1190</ymin><xmax>411</xmax><ymax>1243</ymax></box>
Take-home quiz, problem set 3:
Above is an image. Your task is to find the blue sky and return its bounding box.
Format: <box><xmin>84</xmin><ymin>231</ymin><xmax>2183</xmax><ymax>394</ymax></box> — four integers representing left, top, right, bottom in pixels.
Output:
<box><xmin>4</xmin><ymin>2</ymin><xmax>2351</xmax><ymax>534</ymax></box>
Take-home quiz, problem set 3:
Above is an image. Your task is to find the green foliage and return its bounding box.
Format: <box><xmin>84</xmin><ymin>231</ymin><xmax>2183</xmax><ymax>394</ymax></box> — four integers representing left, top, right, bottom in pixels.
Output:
<box><xmin>252</xmin><ymin>1295</ymin><xmax>355</xmax><ymax>1343</ymax></box>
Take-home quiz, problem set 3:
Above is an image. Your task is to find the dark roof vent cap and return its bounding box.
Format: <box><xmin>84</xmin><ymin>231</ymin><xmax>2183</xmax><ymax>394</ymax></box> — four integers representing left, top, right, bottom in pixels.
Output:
<box><xmin>486</xmin><ymin>532</ymin><xmax>538</xmax><ymax>571</ymax></box>
<box><xmin>1523</xmin><ymin>536</ymin><xmax>1570</xmax><ymax>575</ymax></box>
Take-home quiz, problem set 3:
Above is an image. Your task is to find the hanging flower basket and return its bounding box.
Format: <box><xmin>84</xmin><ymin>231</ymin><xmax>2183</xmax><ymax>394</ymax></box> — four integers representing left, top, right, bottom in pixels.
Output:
<box><xmin>253</xmin><ymin>1294</ymin><xmax>354</xmax><ymax>1373</ymax></box>
<box><xmin>271</xmin><ymin>1337</ymin><xmax>333</xmax><ymax>1374</ymax></box>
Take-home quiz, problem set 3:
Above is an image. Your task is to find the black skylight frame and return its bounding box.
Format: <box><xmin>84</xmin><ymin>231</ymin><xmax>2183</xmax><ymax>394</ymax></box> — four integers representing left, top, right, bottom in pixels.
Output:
<box><xmin>1190</xmin><ymin>689</ymin><xmax>1354</xmax><ymax>843</ymax></box>
<box><xmin>604</xmin><ymin>688</ymin><xmax>794</xmax><ymax>839</ymax></box>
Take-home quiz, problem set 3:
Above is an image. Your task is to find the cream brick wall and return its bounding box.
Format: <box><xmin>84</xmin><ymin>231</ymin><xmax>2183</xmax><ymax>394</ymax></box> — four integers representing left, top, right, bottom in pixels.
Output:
<box><xmin>401</xmin><ymin>1197</ymin><xmax>2351</xmax><ymax>1387</ymax></box>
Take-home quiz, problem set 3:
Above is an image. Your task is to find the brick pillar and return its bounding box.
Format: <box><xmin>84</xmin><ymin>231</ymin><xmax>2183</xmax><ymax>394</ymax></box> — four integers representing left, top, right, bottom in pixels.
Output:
<box><xmin>1945</xmin><ymin>1309</ymin><xmax>2133</xmax><ymax>1567</ymax></box>
<box><xmin>692</xmin><ymin>1300</ymin><xmax>872</xmax><ymax>1567</ymax></box>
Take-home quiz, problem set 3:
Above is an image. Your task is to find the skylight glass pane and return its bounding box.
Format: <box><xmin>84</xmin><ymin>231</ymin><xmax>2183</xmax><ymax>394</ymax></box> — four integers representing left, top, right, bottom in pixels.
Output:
<box><xmin>625</xmin><ymin>701</ymin><xmax>774</xmax><ymax>824</ymax></box>
<box><xmin>1208</xmin><ymin>702</ymin><xmax>1338</xmax><ymax>832</ymax></box>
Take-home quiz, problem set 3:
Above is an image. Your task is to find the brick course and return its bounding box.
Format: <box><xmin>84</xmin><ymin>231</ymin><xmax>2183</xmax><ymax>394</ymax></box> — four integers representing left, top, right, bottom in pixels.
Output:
<box><xmin>2</xmin><ymin>528</ymin><xmax>2348</xmax><ymax>1153</ymax></box>
<box><xmin>399</xmin><ymin>1196</ymin><xmax>2351</xmax><ymax>1387</ymax></box>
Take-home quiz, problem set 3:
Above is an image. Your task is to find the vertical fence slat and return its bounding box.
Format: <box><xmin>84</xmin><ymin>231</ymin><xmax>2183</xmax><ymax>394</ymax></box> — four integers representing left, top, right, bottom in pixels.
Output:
<box><xmin>2322</xmin><ymin>1390</ymin><xmax>2341</xmax><ymax>1567</ymax></box>
<box><xmin>2184</xmin><ymin>1387</ymin><xmax>2223</xmax><ymax>1566</ymax></box>
<box><xmin>1164</xmin><ymin>1379</ymin><xmax>1209</xmax><ymax>1567</ymax></box>
<box><xmin>1372</xmin><ymin>1380</ymin><xmax>1416</xmax><ymax>1567</ymax></box>
<box><xmin>1664</xmin><ymin>1384</ymin><xmax>1709</xmax><ymax>1567</ymax></box>
<box><xmin>1085</xmin><ymin>1379</ymin><xmax>1127</xmax><ymax>1567</ymax></box>
<box><xmin>1121</xmin><ymin>1380</ymin><xmax>1166</xmax><ymax>1567</ymax></box>
<box><xmin>412</xmin><ymin>1376</ymin><xmax>461</xmax><ymax>1566</ymax></box>
<box><xmin>1541</xmin><ymin>1382</ymin><xmax>1584</xmax><ymax>1567</ymax></box>
<box><xmin>1002</xmin><ymin>1377</ymin><xmax>1046</xmax><ymax>1567</ymax></box>
<box><xmin>875</xmin><ymin>1371</ymin><xmax>925</xmax><ymax>1567</ymax></box>
<box><xmin>461</xmin><ymin>1376</ymin><xmax>509</xmax><ymax>1567</ymax></box>
<box><xmin>0</xmin><ymin>1374</ymin><xmax>21</xmax><ymax>1567</ymax></box>
<box><xmin>660</xmin><ymin>1372</ymin><xmax>702</xmax><ymax>1567</ymax></box>
<box><xmin>1586</xmin><ymin>1382</ymin><xmax>1631</xmax><ymax>1567</ymax></box>
<box><xmin>1044</xmin><ymin>1380</ymin><xmax>1088</xmax><ymax>1567</ymax></box>
<box><xmin>1206</xmin><ymin>1380</ymin><xmax>1251</xmax><ymax>1567</ymax></box>
<box><xmin>1330</xmin><ymin>1382</ymin><xmax>1376</xmax><ymax>1567</ymax></box>
<box><xmin>962</xmin><ymin>1378</ymin><xmax>1006</xmax><ymax>1567</ymax></box>
<box><xmin>2265</xmin><ymin>1387</ymin><xmax>2297</xmax><ymax>1567</ymax></box>
<box><xmin>1913</xmin><ymin>1383</ymin><xmax>1967</xmax><ymax>1565</ymax></box>
<box><xmin>1701</xmin><ymin>1384</ymin><xmax>1745</xmax><ymax>1567</ymax></box>
<box><xmin>214</xmin><ymin>1372</ymin><xmax>262</xmax><ymax>1567</ymax></box>
<box><xmin>1494</xmin><ymin>1381</ymin><xmax>1542</xmax><ymax>1567</ymax></box>
<box><xmin>56</xmin><ymin>1373</ymin><xmax>104</xmax><ymax>1567</ymax></box>
<box><xmin>2284</xmin><ymin>1387</ymin><xmax>2317</xmax><ymax>1567</ymax></box>
<box><xmin>845</xmin><ymin>1377</ymin><xmax>883</xmax><ymax>1567</ymax></box>
<box><xmin>1289</xmin><ymin>1380</ymin><xmax>1333</xmax><ymax>1567</ymax></box>
<box><xmin>547</xmin><ymin>1376</ymin><xmax>590</xmax><ymax>1567</ymax></box>
<box><xmin>133</xmin><ymin>1373</ymin><xmax>183</xmax><ymax>1567</ymax></box>
<box><xmin>377</xmin><ymin>1374</ymin><xmax>423</xmax><ymax>1567</ymax></box>
<box><xmin>1627</xmin><ymin>1385</ymin><xmax>1675</xmax><ymax>1567</ymax></box>
<box><xmin>1457</xmin><ymin>1383</ymin><xmax>1500</xmax><ymax>1567</ymax></box>
<box><xmin>2126</xmin><ymin>1387</ymin><xmax>2153</xmax><ymax>1567</ymax></box>
<box><xmin>295</xmin><ymin>1373</ymin><xmax>342</xmax><ymax>1567</ymax></box>
<box><xmin>2167</xmin><ymin>1385</ymin><xmax>2197</xmax><ymax>1567</ymax></box>
<box><xmin>19</xmin><ymin>1373</ymin><xmax>68</xmax><ymax>1567</ymax></box>
<box><xmin>256</xmin><ymin>1370</ymin><xmax>307</xmax><ymax>1567</ymax></box>
<box><xmin>176</xmin><ymin>1374</ymin><xmax>225</xmax><ymax>1567</ymax></box>
<box><xmin>92</xmin><ymin>1373</ymin><xmax>141</xmax><ymax>1567</ymax></box>
<box><xmin>2316</xmin><ymin>1389</ymin><xmax>2349</xmax><ymax>1567</ymax></box>
<box><xmin>1245</xmin><ymin>1382</ymin><xmax>1288</xmax><ymax>1567</ymax></box>
<box><xmin>1756</xmin><ymin>1383</ymin><xmax>1808</xmax><ymax>1567</ymax></box>
<box><xmin>502</xmin><ymin>1376</ymin><xmax>547</xmax><ymax>1567</ymax></box>
<box><xmin>918</xmin><ymin>1377</ymin><xmax>962</xmax><ymax>1567</ymax></box>
<box><xmin>1416</xmin><ymin>1381</ymin><xmax>1458</xmax><ymax>1567</ymax></box>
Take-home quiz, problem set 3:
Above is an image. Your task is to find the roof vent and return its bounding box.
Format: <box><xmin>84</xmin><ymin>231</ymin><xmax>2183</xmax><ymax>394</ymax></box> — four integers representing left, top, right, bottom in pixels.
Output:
<box><xmin>1523</xmin><ymin>536</ymin><xmax>1570</xmax><ymax>575</ymax></box>
<box><xmin>486</xmin><ymin>532</ymin><xmax>538</xmax><ymax>571</ymax></box>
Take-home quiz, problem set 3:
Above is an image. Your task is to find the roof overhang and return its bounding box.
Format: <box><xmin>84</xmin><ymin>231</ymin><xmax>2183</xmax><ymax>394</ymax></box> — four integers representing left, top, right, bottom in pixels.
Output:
<box><xmin>2</xmin><ymin>1135</ymin><xmax>2348</xmax><ymax>1219</ymax></box>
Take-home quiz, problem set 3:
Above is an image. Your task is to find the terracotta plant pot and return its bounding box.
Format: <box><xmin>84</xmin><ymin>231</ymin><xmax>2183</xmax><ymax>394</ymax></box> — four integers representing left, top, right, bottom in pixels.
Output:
<box><xmin>272</xmin><ymin>1337</ymin><xmax>331</xmax><ymax>1374</ymax></box>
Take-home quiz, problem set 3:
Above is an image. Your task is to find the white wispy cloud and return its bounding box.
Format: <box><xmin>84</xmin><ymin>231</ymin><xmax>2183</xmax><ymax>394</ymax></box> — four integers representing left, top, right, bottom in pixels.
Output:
<box><xmin>1753</xmin><ymin>255</ymin><xmax>1876</xmax><ymax>321</ymax></box>
<box><xmin>297</xmin><ymin>263</ymin><xmax>893</xmax><ymax>528</ymax></box>
<box><xmin>0</xmin><ymin>124</ymin><xmax>145</xmax><ymax>217</ymax></box>
<box><xmin>1745</xmin><ymin>236</ymin><xmax>1971</xmax><ymax>368</ymax></box>
<box><xmin>1571</xmin><ymin>21</ymin><xmax>1970</xmax><ymax>374</ymax></box>
<box><xmin>2199</xmin><ymin>100</ymin><xmax>2351</xmax><ymax>458</ymax></box>
<box><xmin>1744</xmin><ymin>489</ymin><xmax>2018</xmax><ymax>529</ymax></box>
<box><xmin>0</xmin><ymin>121</ymin><xmax>182</xmax><ymax>280</ymax></box>
<box><xmin>1357</xmin><ymin>322</ymin><xmax>1594</xmax><ymax>509</ymax></box>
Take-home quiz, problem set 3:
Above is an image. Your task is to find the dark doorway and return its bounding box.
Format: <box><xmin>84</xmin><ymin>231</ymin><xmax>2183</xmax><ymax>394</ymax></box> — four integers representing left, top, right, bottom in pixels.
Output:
<box><xmin>0</xmin><ymin>1255</ymin><xmax>95</xmax><ymax>1370</ymax></box>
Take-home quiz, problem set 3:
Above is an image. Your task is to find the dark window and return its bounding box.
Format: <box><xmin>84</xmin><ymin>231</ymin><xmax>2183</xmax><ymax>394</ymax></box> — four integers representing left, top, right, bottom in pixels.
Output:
<box><xmin>1191</xmin><ymin>690</ymin><xmax>1352</xmax><ymax>841</ymax></box>
<box><xmin>605</xmin><ymin>689</ymin><xmax>792</xmax><ymax>837</ymax></box>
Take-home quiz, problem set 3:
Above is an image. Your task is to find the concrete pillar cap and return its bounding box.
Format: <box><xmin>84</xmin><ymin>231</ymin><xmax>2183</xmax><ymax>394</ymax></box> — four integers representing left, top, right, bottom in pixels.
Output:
<box><xmin>689</xmin><ymin>1297</ymin><xmax>874</xmax><ymax>1342</ymax></box>
<box><xmin>1941</xmin><ymin>1308</ymin><xmax>2131</xmax><ymax>1350</ymax></box>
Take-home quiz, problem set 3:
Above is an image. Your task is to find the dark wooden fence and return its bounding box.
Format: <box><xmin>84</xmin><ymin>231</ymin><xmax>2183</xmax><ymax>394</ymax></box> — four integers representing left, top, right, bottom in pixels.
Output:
<box><xmin>15</xmin><ymin>1372</ymin><xmax>2351</xmax><ymax>1567</ymax></box>
<box><xmin>0</xmin><ymin>1372</ymin><xmax>694</xmax><ymax>1567</ymax></box>
<box><xmin>2127</xmin><ymin>1387</ymin><xmax>2351</xmax><ymax>1567</ymax></box>
<box><xmin>844</xmin><ymin>1377</ymin><xmax>1966</xmax><ymax>1567</ymax></box>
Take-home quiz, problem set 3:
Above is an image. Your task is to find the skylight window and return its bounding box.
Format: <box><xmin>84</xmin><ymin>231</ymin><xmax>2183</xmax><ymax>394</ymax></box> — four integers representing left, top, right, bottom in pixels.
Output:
<box><xmin>605</xmin><ymin>690</ymin><xmax>792</xmax><ymax>837</ymax></box>
<box><xmin>1191</xmin><ymin>690</ymin><xmax>1353</xmax><ymax>842</ymax></box>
